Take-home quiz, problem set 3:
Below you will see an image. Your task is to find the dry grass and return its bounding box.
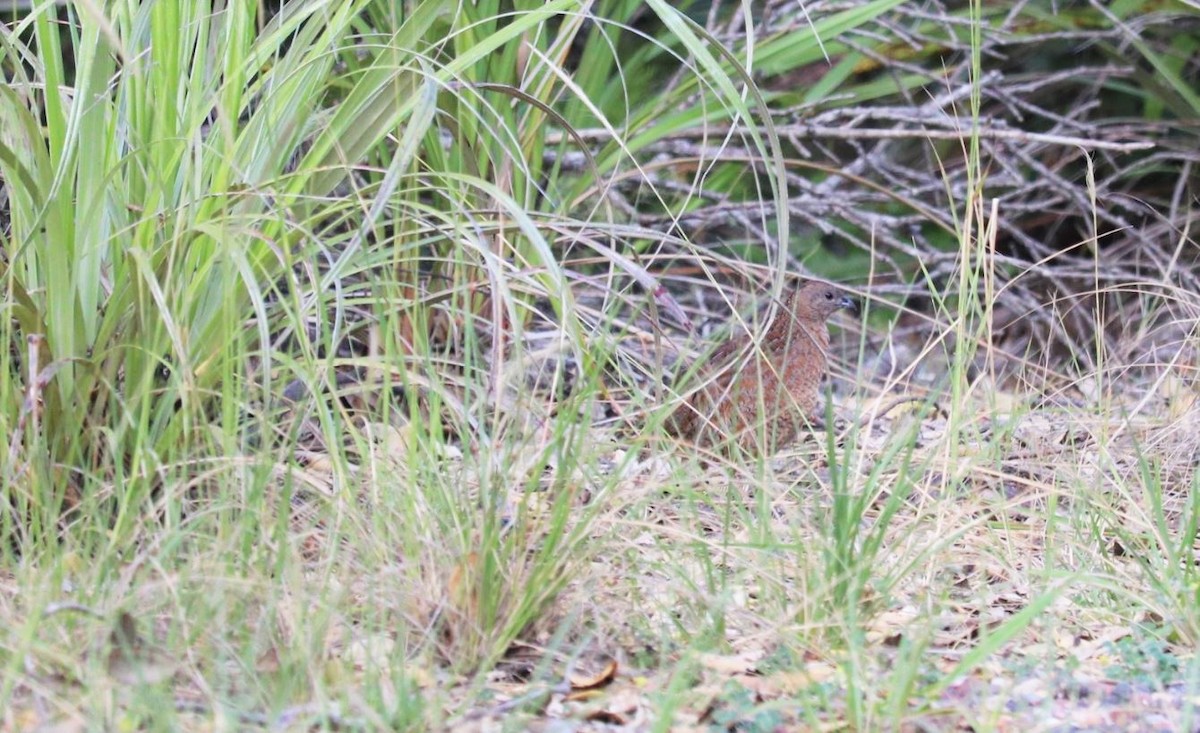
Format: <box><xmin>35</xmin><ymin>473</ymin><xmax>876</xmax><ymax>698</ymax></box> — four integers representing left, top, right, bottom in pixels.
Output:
<box><xmin>7</xmin><ymin>263</ymin><xmax>1196</xmax><ymax>731</ymax></box>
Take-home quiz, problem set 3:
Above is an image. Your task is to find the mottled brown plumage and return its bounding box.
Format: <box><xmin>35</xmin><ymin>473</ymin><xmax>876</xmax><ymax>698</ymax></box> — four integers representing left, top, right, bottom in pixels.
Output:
<box><xmin>666</xmin><ymin>280</ymin><xmax>855</xmax><ymax>452</ymax></box>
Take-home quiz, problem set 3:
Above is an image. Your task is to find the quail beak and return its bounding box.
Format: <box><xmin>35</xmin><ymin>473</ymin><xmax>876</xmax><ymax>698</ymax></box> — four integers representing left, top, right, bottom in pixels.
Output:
<box><xmin>838</xmin><ymin>295</ymin><xmax>856</xmax><ymax>312</ymax></box>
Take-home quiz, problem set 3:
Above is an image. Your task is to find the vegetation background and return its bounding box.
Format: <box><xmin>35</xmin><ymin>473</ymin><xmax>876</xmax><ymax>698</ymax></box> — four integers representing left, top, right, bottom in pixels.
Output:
<box><xmin>0</xmin><ymin>0</ymin><xmax>1197</xmax><ymax>729</ymax></box>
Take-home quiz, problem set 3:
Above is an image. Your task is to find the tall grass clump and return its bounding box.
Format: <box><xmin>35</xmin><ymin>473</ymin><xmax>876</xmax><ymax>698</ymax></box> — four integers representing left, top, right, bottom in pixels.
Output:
<box><xmin>0</xmin><ymin>0</ymin><xmax>918</xmax><ymax>724</ymax></box>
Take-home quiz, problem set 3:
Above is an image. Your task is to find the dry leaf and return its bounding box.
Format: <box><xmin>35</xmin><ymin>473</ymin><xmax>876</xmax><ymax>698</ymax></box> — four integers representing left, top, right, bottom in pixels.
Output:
<box><xmin>578</xmin><ymin>685</ymin><xmax>644</xmax><ymax>726</ymax></box>
<box><xmin>304</xmin><ymin>454</ymin><xmax>335</xmax><ymax>474</ymax></box>
<box><xmin>766</xmin><ymin>660</ymin><xmax>840</xmax><ymax>694</ymax></box>
<box><xmin>568</xmin><ymin>657</ymin><xmax>618</xmax><ymax>690</ymax></box>
<box><xmin>866</xmin><ymin>607</ymin><xmax>920</xmax><ymax>645</ymax></box>
<box><xmin>697</xmin><ymin>650</ymin><xmax>761</xmax><ymax>675</ymax></box>
<box><xmin>344</xmin><ymin>633</ymin><xmax>396</xmax><ymax>670</ymax></box>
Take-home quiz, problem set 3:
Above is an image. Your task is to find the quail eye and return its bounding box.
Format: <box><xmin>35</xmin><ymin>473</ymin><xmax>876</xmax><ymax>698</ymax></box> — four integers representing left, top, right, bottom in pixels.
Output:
<box><xmin>825</xmin><ymin>292</ymin><xmax>833</xmax><ymax>300</ymax></box>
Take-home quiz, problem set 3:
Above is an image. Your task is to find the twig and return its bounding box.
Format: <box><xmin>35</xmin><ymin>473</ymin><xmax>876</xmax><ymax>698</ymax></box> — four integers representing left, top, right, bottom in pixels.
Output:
<box><xmin>544</xmin><ymin>123</ymin><xmax>1154</xmax><ymax>153</ymax></box>
<box><xmin>850</xmin><ymin>395</ymin><xmax>933</xmax><ymax>430</ymax></box>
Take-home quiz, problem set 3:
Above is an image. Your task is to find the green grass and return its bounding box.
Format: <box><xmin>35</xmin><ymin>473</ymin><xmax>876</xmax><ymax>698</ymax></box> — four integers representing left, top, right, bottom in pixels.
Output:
<box><xmin>1</xmin><ymin>0</ymin><xmax>1198</xmax><ymax>730</ymax></box>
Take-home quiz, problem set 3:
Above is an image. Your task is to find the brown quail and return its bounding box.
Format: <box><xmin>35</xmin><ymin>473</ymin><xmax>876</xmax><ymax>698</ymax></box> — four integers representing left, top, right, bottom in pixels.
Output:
<box><xmin>666</xmin><ymin>280</ymin><xmax>855</xmax><ymax>453</ymax></box>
